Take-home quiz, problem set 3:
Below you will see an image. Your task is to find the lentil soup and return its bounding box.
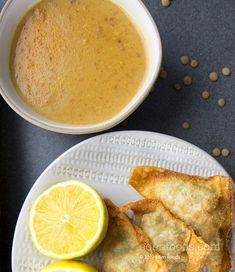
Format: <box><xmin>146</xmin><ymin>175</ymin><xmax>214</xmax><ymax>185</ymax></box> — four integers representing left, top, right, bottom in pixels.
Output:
<box><xmin>10</xmin><ymin>0</ymin><xmax>146</xmax><ymax>124</ymax></box>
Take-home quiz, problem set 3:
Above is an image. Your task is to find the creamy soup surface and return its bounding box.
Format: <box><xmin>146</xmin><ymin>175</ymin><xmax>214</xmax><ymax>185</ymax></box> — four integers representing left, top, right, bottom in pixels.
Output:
<box><xmin>11</xmin><ymin>0</ymin><xmax>146</xmax><ymax>124</ymax></box>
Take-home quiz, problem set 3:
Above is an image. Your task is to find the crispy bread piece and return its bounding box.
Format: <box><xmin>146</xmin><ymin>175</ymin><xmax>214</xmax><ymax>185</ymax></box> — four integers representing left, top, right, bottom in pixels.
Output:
<box><xmin>121</xmin><ymin>199</ymin><xmax>211</xmax><ymax>272</ymax></box>
<box><xmin>103</xmin><ymin>199</ymin><xmax>168</xmax><ymax>272</ymax></box>
<box><xmin>128</xmin><ymin>166</ymin><xmax>233</xmax><ymax>272</ymax></box>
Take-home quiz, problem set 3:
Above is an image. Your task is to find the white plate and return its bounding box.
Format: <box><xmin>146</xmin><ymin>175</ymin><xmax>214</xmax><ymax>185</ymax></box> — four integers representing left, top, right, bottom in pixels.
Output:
<box><xmin>12</xmin><ymin>131</ymin><xmax>234</xmax><ymax>271</ymax></box>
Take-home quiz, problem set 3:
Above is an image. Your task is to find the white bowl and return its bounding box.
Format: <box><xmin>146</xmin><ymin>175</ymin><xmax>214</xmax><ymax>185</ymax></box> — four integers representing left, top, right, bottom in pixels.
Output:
<box><xmin>0</xmin><ymin>0</ymin><xmax>162</xmax><ymax>134</ymax></box>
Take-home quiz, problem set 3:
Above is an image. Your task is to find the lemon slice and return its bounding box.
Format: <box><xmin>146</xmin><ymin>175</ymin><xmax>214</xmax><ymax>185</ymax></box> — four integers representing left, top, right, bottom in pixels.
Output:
<box><xmin>29</xmin><ymin>180</ymin><xmax>108</xmax><ymax>259</ymax></box>
<box><xmin>40</xmin><ymin>261</ymin><xmax>97</xmax><ymax>272</ymax></box>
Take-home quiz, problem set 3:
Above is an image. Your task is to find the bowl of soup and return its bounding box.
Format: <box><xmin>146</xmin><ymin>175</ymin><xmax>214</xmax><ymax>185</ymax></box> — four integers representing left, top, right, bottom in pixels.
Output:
<box><xmin>0</xmin><ymin>0</ymin><xmax>162</xmax><ymax>134</ymax></box>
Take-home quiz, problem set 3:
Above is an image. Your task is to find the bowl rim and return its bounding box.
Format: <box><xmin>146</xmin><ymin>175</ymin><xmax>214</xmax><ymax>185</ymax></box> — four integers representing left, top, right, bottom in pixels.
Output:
<box><xmin>0</xmin><ymin>0</ymin><xmax>162</xmax><ymax>135</ymax></box>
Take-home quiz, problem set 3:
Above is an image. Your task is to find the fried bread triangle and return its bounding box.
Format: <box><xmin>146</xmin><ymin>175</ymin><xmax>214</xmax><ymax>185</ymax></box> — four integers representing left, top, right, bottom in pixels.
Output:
<box><xmin>103</xmin><ymin>199</ymin><xmax>168</xmax><ymax>272</ymax></box>
<box><xmin>128</xmin><ymin>166</ymin><xmax>233</xmax><ymax>272</ymax></box>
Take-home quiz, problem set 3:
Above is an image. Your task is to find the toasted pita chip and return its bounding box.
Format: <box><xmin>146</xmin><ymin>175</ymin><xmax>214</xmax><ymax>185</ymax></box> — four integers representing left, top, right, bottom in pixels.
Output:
<box><xmin>129</xmin><ymin>166</ymin><xmax>233</xmax><ymax>272</ymax></box>
<box><xmin>122</xmin><ymin>199</ymin><xmax>211</xmax><ymax>272</ymax></box>
<box><xmin>103</xmin><ymin>199</ymin><xmax>168</xmax><ymax>272</ymax></box>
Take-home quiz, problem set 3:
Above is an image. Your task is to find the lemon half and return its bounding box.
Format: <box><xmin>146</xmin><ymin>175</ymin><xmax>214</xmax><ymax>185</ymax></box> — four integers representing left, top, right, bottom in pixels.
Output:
<box><xmin>40</xmin><ymin>260</ymin><xmax>97</xmax><ymax>272</ymax></box>
<box><xmin>29</xmin><ymin>180</ymin><xmax>108</xmax><ymax>259</ymax></box>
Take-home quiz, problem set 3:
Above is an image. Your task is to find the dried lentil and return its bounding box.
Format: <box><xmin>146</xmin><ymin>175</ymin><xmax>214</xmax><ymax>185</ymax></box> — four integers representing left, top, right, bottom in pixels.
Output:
<box><xmin>209</xmin><ymin>72</ymin><xmax>219</xmax><ymax>81</ymax></box>
<box><xmin>222</xmin><ymin>67</ymin><xmax>231</xmax><ymax>76</ymax></box>
<box><xmin>212</xmin><ymin>148</ymin><xmax>221</xmax><ymax>157</ymax></box>
<box><xmin>202</xmin><ymin>91</ymin><xmax>210</xmax><ymax>99</ymax></box>
<box><xmin>190</xmin><ymin>59</ymin><xmax>199</xmax><ymax>68</ymax></box>
<box><xmin>180</xmin><ymin>56</ymin><xmax>190</xmax><ymax>65</ymax></box>
<box><xmin>183</xmin><ymin>76</ymin><xmax>192</xmax><ymax>86</ymax></box>
<box><xmin>182</xmin><ymin>121</ymin><xmax>190</xmax><ymax>129</ymax></box>
<box><xmin>221</xmin><ymin>148</ymin><xmax>230</xmax><ymax>157</ymax></box>
<box><xmin>217</xmin><ymin>98</ymin><xmax>225</xmax><ymax>107</ymax></box>
<box><xmin>160</xmin><ymin>69</ymin><xmax>167</xmax><ymax>79</ymax></box>
<box><xmin>161</xmin><ymin>0</ymin><xmax>171</xmax><ymax>7</ymax></box>
<box><xmin>121</xmin><ymin>120</ymin><xmax>128</xmax><ymax>127</ymax></box>
<box><xmin>174</xmin><ymin>83</ymin><xmax>181</xmax><ymax>91</ymax></box>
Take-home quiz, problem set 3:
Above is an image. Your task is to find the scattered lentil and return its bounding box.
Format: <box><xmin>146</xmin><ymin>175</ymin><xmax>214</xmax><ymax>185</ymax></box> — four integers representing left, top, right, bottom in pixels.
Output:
<box><xmin>217</xmin><ymin>98</ymin><xmax>225</xmax><ymax>107</ymax></box>
<box><xmin>202</xmin><ymin>90</ymin><xmax>210</xmax><ymax>99</ymax></box>
<box><xmin>159</xmin><ymin>69</ymin><xmax>167</xmax><ymax>79</ymax></box>
<box><xmin>221</xmin><ymin>148</ymin><xmax>230</xmax><ymax>157</ymax></box>
<box><xmin>121</xmin><ymin>120</ymin><xmax>128</xmax><ymax>127</ymax></box>
<box><xmin>182</xmin><ymin>121</ymin><xmax>190</xmax><ymax>129</ymax></box>
<box><xmin>222</xmin><ymin>67</ymin><xmax>231</xmax><ymax>76</ymax></box>
<box><xmin>183</xmin><ymin>76</ymin><xmax>192</xmax><ymax>86</ymax></box>
<box><xmin>212</xmin><ymin>148</ymin><xmax>221</xmax><ymax>157</ymax></box>
<box><xmin>180</xmin><ymin>56</ymin><xmax>190</xmax><ymax>65</ymax></box>
<box><xmin>209</xmin><ymin>72</ymin><xmax>219</xmax><ymax>81</ymax></box>
<box><xmin>190</xmin><ymin>59</ymin><xmax>199</xmax><ymax>68</ymax></box>
<box><xmin>161</xmin><ymin>0</ymin><xmax>171</xmax><ymax>7</ymax></box>
<box><xmin>174</xmin><ymin>83</ymin><xmax>181</xmax><ymax>91</ymax></box>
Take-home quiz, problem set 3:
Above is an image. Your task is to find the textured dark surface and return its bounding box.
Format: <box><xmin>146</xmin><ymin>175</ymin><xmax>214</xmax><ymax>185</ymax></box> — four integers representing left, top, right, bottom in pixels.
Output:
<box><xmin>0</xmin><ymin>0</ymin><xmax>234</xmax><ymax>271</ymax></box>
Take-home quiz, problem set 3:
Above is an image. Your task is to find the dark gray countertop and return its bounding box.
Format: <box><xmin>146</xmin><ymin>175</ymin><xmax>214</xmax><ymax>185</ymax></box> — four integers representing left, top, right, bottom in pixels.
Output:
<box><xmin>0</xmin><ymin>0</ymin><xmax>234</xmax><ymax>271</ymax></box>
